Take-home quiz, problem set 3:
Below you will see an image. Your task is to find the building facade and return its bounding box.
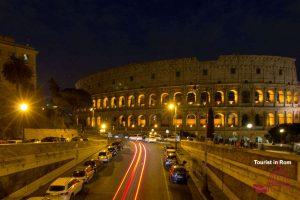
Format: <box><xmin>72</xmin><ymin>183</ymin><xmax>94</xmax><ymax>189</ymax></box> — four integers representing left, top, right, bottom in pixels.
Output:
<box><xmin>75</xmin><ymin>55</ymin><xmax>300</xmax><ymax>137</ymax></box>
<box><xmin>0</xmin><ymin>36</ymin><xmax>38</xmax><ymax>89</ymax></box>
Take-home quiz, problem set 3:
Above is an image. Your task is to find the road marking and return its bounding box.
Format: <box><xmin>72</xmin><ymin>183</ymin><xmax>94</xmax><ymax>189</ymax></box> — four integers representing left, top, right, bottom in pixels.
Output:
<box><xmin>134</xmin><ymin>143</ymin><xmax>147</xmax><ymax>200</ymax></box>
<box><xmin>112</xmin><ymin>142</ymin><xmax>137</xmax><ymax>200</ymax></box>
<box><xmin>161</xmin><ymin>157</ymin><xmax>171</xmax><ymax>200</ymax></box>
<box><xmin>121</xmin><ymin>142</ymin><xmax>142</xmax><ymax>200</ymax></box>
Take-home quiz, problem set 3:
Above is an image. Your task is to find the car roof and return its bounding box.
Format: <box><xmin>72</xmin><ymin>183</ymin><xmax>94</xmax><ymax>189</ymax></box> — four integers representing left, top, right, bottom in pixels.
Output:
<box><xmin>74</xmin><ymin>166</ymin><xmax>88</xmax><ymax>171</ymax></box>
<box><xmin>51</xmin><ymin>177</ymin><xmax>73</xmax><ymax>185</ymax></box>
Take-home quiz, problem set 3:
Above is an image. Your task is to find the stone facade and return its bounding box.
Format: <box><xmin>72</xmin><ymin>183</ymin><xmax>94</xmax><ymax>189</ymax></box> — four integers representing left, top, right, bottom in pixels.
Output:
<box><xmin>75</xmin><ymin>55</ymin><xmax>300</xmax><ymax>137</ymax></box>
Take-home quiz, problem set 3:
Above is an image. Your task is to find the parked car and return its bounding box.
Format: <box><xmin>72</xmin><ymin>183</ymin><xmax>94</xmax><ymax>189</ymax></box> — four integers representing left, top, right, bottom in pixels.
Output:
<box><xmin>7</xmin><ymin>139</ymin><xmax>23</xmax><ymax>144</ymax></box>
<box><xmin>164</xmin><ymin>153</ymin><xmax>177</xmax><ymax>169</ymax></box>
<box><xmin>148</xmin><ymin>136</ymin><xmax>157</xmax><ymax>143</ymax></box>
<box><xmin>41</xmin><ymin>137</ymin><xmax>60</xmax><ymax>143</ymax></box>
<box><xmin>0</xmin><ymin>139</ymin><xmax>7</xmax><ymax>144</ymax></box>
<box><xmin>27</xmin><ymin>197</ymin><xmax>50</xmax><ymax>200</ymax></box>
<box><xmin>164</xmin><ymin>136</ymin><xmax>176</xmax><ymax>142</ymax></box>
<box><xmin>155</xmin><ymin>135</ymin><xmax>162</xmax><ymax>141</ymax></box>
<box><xmin>107</xmin><ymin>145</ymin><xmax>118</xmax><ymax>156</ymax></box>
<box><xmin>84</xmin><ymin>159</ymin><xmax>101</xmax><ymax>172</ymax></box>
<box><xmin>98</xmin><ymin>150</ymin><xmax>112</xmax><ymax>162</ymax></box>
<box><xmin>164</xmin><ymin>145</ymin><xmax>176</xmax><ymax>154</ymax></box>
<box><xmin>169</xmin><ymin>164</ymin><xmax>188</xmax><ymax>184</ymax></box>
<box><xmin>72</xmin><ymin>166</ymin><xmax>95</xmax><ymax>183</ymax></box>
<box><xmin>71</xmin><ymin>136</ymin><xmax>84</xmax><ymax>142</ymax></box>
<box><xmin>25</xmin><ymin>139</ymin><xmax>41</xmax><ymax>143</ymax></box>
<box><xmin>129</xmin><ymin>134</ymin><xmax>143</xmax><ymax>141</ymax></box>
<box><xmin>111</xmin><ymin>141</ymin><xmax>123</xmax><ymax>151</ymax></box>
<box><xmin>46</xmin><ymin>177</ymin><xmax>84</xmax><ymax>200</ymax></box>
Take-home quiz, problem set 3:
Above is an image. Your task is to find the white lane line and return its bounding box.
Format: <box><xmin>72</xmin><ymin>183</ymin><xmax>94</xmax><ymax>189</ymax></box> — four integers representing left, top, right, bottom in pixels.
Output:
<box><xmin>161</xmin><ymin>157</ymin><xmax>171</xmax><ymax>200</ymax></box>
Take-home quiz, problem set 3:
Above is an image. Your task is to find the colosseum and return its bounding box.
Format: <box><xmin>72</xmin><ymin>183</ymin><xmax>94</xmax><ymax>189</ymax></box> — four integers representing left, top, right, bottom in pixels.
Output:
<box><xmin>75</xmin><ymin>55</ymin><xmax>300</xmax><ymax>138</ymax></box>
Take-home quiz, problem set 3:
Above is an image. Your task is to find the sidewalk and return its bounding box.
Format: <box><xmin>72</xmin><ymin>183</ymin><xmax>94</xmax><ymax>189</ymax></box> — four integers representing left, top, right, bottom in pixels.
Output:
<box><xmin>176</xmin><ymin>147</ymin><xmax>228</xmax><ymax>200</ymax></box>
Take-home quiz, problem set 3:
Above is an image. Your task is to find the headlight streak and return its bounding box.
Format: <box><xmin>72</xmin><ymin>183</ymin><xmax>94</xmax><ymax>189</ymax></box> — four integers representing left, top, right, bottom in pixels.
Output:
<box><xmin>112</xmin><ymin>142</ymin><xmax>138</xmax><ymax>200</ymax></box>
<box><xmin>134</xmin><ymin>143</ymin><xmax>147</xmax><ymax>200</ymax></box>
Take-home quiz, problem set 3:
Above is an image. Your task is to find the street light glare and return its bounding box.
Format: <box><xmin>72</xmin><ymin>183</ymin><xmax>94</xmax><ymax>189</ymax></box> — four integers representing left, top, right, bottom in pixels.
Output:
<box><xmin>19</xmin><ymin>103</ymin><xmax>28</xmax><ymax>111</ymax></box>
<box><xmin>168</xmin><ymin>103</ymin><xmax>175</xmax><ymax>110</ymax></box>
<box><xmin>279</xmin><ymin>128</ymin><xmax>285</xmax><ymax>133</ymax></box>
<box><xmin>101</xmin><ymin>123</ymin><xmax>107</xmax><ymax>129</ymax></box>
<box><xmin>246</xmin><ymin>123</ymin><xmax>253</xmax><ymax>129</ymax></box>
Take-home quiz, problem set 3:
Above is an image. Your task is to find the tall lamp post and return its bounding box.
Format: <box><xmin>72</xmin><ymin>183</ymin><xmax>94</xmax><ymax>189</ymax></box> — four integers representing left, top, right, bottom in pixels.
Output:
<box><xmin>19</xmin><ymin>103</ymin><xmax>29</xmax><ymax>141</ymax></box>
<box><xmin>168</xmin><ymin>102</ymin><xmax>178</xmax><ymax>149</ymax></box>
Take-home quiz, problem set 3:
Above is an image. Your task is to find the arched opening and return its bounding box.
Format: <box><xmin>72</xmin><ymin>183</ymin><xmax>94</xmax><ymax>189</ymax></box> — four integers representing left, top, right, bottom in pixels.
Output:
<box><xmin>287</xmin><ymin>113</ymin><xmax>293</xmax><ymax>123</ymax></box>
<box><xmin>128</xmin><ymin>115</ymin><xmax>136</xmax><ymax>128</ymax></box>
<box><xmin>187</xmin><ymin>92</ymin><xmax>196</xmax><ymax>105</ymax></box>
<box><xmin>128</xmin><ymin>95</ymin><xmax>135</xmax><ymax>107</ymax></box>
<box><xmin>111</xmin><ymin>97</ymin><xmax>117</xmax><ymax>108</ymax></box>
<box><xmin>86</xmin><ymin>117</ymin><xmax>91</xmax><ymax>127</ymax></box>
<box><xmin>200</xmin><ymin>91</ymin><xmax>210</xmax><ymax>105</ymax></box>
<box><xmin>186</xmin><ymin>114</ymin><xmax>196</xmax><ymax>127</ymax></box>
<box><xmin>214</xmin><ymin>91</ymin><xmax>224</xmax><ymax>104</ymax></box>
<box><xmin>103</xmin><ymin>97</ymin><xmax>109</xmax><ymax>108</ymax></box>
<box><xmin>255</xmin><ymin>90</ymin><xmax>263</xmax><ymax>103</ymax></box>
<box><xmin>286</xmin><ymin>91</ymin><xmax>292</xmax><ymax>104</ymax></box>
<box><xmin>97</xmin><ymin>116</ymin><xmax>101</xmax><ymax>127</ymax></box>
<box><xmin>161</xmin><ymin>93</ymin><xmax>170</xmax><ymax>105</ymax></box>
<box><xmin>149</xmin><ymin>94</ymin><xmax>157</xmax><ymax>107</ymax></box>
<box><xmin>119</xmin><ymin>96</ymin><xmax>125</xmax><ymax>107</ymax></box>
<box><xmin>278</xmin><ymin>113</ymin><xmax>285</xmax><ymax>124</ymax></box>
<box><xmin>241</xmin><ymin>90</ymin><xmax>250</xmax><ymax>103</ymax></box>
<box><xmin>174</xmin><ymin>92</ymin><xmax>183</xmax><ymax>105</ymax></box>
<box><xmin>149</xmin><ymin>114</ymin><xmax>159</xmax><ymax>127</ymax></box>
<box><xmin>266</xmin><ymin>90</ymin><xmax>274</xmax><ymax>103</ymax></box>
<box><xmin>214</xmin><ymin>113</ymin><xmax>224</xmax><ymax>127</ymax></box>
<box><xmin>228</xmin><ymin>90</ymin><xmax>237</xmax><ymax>104</ymax></box>
<box><xmin>277</xmin><ymin>91</ymin><xmax>284</xmax><ymax>103</ymax></box>
<box><xmin>138</xmin><ymin>94</ymin><xmax>145</xmax><ymax>107</ymax></box>
<box><xmin>174</xmin><ymin>113</ymin><xmax>182</xmax><ymax>127</ymax></box>
<box><xmin>91</xmin><ymin>117</ymin><xmax>95</xmax><ymax>127</ymax></box>
<box><xmin>294</xmin><ymin>92</ymin><xmax>299</xmax><ymax>104</ymax></box>
<box><xmin>227</xmin><ymin>113</ymin><xmax>238</xmax><ymax>127</ymax></box>
<box><xmin>254</xmin><ymin>114</ymin><xmax>263</xmax><ymax>126</ymax></box>
<box><xmin>199</xmin><ymin>114</ymin><xmax>207</xmax><ymax>127</ymax></box>
<box><xmin>97</xmin><ymin>99</ymin><xmax>101</xmax><ymax>109</ymax></box>
<box><xmin>161</xmin><ymin>114</ymin><xmax>170</xmax><ymax>127</ymax></box>
<box><xmin>241</xmin><ymin>114</ymin><xmax>249</xmax><ymax>126</ymax></box>
<box><xmin>92</xmin><ymin>99</ymin><xmax>96</xmax><ymax>108</ymax></box>
<box><xmin>268</xmin><ymin>113</ymin><xmax>275</xmax><ymax>126</ymax></box>
<box><xmin>138</xmin><ymin>115</ymin><xmax>146</xmax><ymax>127</ymax></box>
<box><xmin>119</xmin><ymin>115</ymin><xmax>126</xmax><ymax>127</ymax></box>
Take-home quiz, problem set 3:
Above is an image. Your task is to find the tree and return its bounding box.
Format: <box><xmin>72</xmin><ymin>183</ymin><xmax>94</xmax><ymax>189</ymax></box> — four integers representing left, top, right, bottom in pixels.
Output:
<box><xmin>266</xmin><ymin>123</ymin><xmax>300</xmax><ymax>144</ymax></box>
<box><xmin>2</xmin><ymin>55</ymin><xmax>33</xmax><ymax>93</ymax></box>
<box><xmin>207</xmin><ymin>107</ymin><xmax>214</xmax><ymax>139</ymax></box>
<box><xmin>48</xmin><ymin>78</ymin><xmax>60</xmax><ymax>97</ymax></box>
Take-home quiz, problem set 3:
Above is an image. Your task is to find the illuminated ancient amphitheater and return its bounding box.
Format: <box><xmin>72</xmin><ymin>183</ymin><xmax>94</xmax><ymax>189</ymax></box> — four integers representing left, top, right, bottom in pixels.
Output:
<box><xmin>75</xmin><ymin>55</ymin><xmax>300</xmax><ymax>138</ymax></box>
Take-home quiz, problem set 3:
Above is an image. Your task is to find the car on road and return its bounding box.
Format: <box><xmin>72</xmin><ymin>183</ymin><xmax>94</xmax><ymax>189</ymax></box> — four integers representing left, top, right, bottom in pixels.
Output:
<box><xmin>148</xmin><ymin>136</ymin><xmax>157</xmax><ymax>143</ymax></box>
<box><xmin>107</xmin><ymin>145</ymin><xmax>118</xmax><ymax>156</ymax></box>
<box><xmin>129</xmin><ymin>134</ymin><xmax>143</xmax><ymax>141</ymax></box>
<box><xmin>41</xmin><ymin>137</ymin><xmax>60</xmax><ymax>143</ymax></box>
<box><xmin>84</xmin><ymin>159</ymin><xmax>101</xmax><ymax>172</ymax></box>
<box><xmin>98</xmin><ymin>150</ymin><xmax>112</xmax><ymax>162</ymax></box>
<box><xmin>27</xmin><ymin>197</ymin><xmax>50</xmax><ymax>200</ymax></box>
<box><xmin>0</xmin><ymin>139</ymin><xmax>7</xmax><ymax>144</ymax></box>
<box><xmin>164</xmin><ymin>145</ymin><xmax>176</xmax><ymax>155</ymax></box>
<box><xmin>164</xmin><ymin>136</ymin><xmax>176</xmax><ymax>142</ymax></box>
<box><xmin>72</xmin><ymin>166</ymin><xmax>95</xmax><ymax>183</ymax></box>
<box><xmin>46</xmin><ymin>177</ymin><xmax>84</xmax><ymax>200</ymax></box>
<box><xmin>7</xmin><ymin>139</ymin><xmax>23</xmax><ymax>144</ymax></box>
<box><xmin>155</xmin><ymin>135</ymin><xmax>162</xmax><ymax>141</ymax></box>
<box><xmin>24</xmin><ymin>139</ymin><xmax>41</xmax><ymax>143</ymax></box>
<box><xmin>71</xmin><ymin>136</ymin><xmax>83</xmax><ymax>142</ymax></box>
<box><xmin>111</xmin><ymin>141</ymin><xmax>123</xmax><ymax>151</ymax></box>
<box><xmin>164</xmin><ymin>153</ymin><xmax>178</xmax><ymax>169</ymax></box>
<box><xmin>169</xmin><ymin>164</ymin><xmax>188</xmax><ymax>184</ymax></box>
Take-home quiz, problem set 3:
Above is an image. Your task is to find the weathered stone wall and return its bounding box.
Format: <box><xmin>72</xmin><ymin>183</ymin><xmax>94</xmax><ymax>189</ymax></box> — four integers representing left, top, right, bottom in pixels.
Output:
<box><xmin>24</xmin><ymin>128</ymin><xmax>78</xmax><ymax>140</ymax></box>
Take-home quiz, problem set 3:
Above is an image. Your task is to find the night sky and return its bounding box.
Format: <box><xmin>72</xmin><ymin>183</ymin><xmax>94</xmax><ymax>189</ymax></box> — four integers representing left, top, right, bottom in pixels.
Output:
<box><xmin>0</xmin><ymin>0</ymin><xmax>300</xmax><ymax>91</ymax></box>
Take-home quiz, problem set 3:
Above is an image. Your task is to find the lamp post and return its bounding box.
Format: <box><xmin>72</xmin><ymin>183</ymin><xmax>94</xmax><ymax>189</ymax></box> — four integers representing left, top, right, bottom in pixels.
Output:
<box><xmin>279</xmin><ymin>128</ymin><xmax>285</xmax><ymax>144</ymax></box>
<box><xmin>19</xmin><ymin>103</ymin><xmax>29</xmax><ymax>141</ymax></box>
<box><xmin>168</xmin><ymin>102</ymin><xmax>178</xmax><ymax>149</ymax></box>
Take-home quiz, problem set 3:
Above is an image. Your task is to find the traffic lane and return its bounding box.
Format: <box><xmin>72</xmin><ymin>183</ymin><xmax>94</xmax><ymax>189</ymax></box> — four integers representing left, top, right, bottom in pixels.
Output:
<box><xmin>139</xmin><ymin>142</ymin><xmax>203</xmax><ymax>200</ymax></box>
<box><xmin>27</xmin><ymin>141</ymin><xmax>133</xmax><ymax>199</ymax></box>
<box><xmin>79</xmin><ymin>142</ymin><xmax>135</xmax><ymax>200</ymax></box>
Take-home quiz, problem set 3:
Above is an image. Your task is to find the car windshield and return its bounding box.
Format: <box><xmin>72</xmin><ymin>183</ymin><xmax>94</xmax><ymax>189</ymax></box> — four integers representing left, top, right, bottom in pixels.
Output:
<box><xmin>99</xmin><ymin>152</ymin><xmax>107</xmax><ymax>156</ymax></box>
<box><xmin>49</xmin><ymin>185</ymin><xmax>65</xmax><ymax>191</ymax></box>
<box><xmin>73</xmin><ymin>171</ymin><xmax>85</xmax><ymax>177</ymax></box>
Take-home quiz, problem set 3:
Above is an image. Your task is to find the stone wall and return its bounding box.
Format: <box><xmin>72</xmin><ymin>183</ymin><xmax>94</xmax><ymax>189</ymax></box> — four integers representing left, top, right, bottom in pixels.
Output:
<box><xmin>24</xmin><ymin>128</ymin><xmax>79</xmax><ymax>140</ymax></box>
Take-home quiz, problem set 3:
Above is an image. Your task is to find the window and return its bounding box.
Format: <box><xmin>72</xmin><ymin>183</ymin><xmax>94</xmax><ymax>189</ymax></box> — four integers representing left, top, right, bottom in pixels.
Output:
<box><xmin>203</xmin><ymin>69</ymin><xmax>208</xmax><ymax>76</ymax></box>
<box><xmin>279</xmin><ymin>69</ymin><xmax>283</xmax><ymax>75</ymax></box>
<box><xmin>241</xmin><ymin>90</ymin><xmax>250</xmax><ymax>103</ymax></box>
<box><xmin>256</xmin><ymin>68</ymin><xmax>261</xmax><ymax>74</ymax></box>
<box><xmin>176</xmin><ymin>71</ymin><xmax>181</xmax><ymax>77</ymax></box>
<box><xmin>129</xmin><ymin>76</ymin><xmax>134</xmax><ymax>81</ymax></box>
<box><xmin>151</xmin><ymin>73</ymin><xmax>155</xmax><ymax>80</ymax></box>
<box><xmin>23</xmin><ymin>54</ymin><xmax>29</xmax><ymax>62</ymax></box>
<box><xmin>230</xmin><ymin>68</ymin><xmax>236</xmax><ymax>74</ymax></box>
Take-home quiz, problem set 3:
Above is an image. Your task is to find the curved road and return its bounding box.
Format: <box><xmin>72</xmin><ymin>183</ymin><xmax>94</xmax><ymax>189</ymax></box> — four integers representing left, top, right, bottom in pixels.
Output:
<box><xmin>29</xmin><ymin>141</ymin><xmax>202</xmax><ymax>200</ymax></box>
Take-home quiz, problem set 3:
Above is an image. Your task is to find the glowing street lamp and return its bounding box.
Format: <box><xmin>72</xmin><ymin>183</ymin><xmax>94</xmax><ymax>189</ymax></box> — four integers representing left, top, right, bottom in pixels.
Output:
<box><xmin>167</xmin><ymin>102</ymin><xmax>178</xmax><ymax>149</ymax></box>
<box><xmin>19</xmin><ymin>103</ymin><xmax>28</xmax><ymax>111</ymax></box>
<box><xmin>279</xmin><ymin>128</ymin><xmax>285</xmax><ymax>133</ymax></box>
<box><xmin>246</xmin><ymin>123</ymin><xmax>253</xmax><ymax>129</ymax></box>
<box><xmin>18</xmin><ymin>102</ymin><xmax>29</xmax><ymax>141</ymax></box>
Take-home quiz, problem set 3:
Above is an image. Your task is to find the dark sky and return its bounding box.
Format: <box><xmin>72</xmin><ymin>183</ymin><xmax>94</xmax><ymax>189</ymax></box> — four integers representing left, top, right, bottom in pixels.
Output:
<box><xmin>0</xmin><ymin>0</ymin><xmax>300</xmax><ymax>91</ymax></box>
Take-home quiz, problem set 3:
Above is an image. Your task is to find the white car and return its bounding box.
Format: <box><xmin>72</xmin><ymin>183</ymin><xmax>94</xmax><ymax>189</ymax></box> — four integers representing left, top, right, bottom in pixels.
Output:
<box><xmin>46</xmin><ymin>177</ymin><xmax>83</xmax><ymax>200</ymax></box>
<box><xmin>98</xmin><ymin>150</ymin><xmax>112</xmax><ymax>162</ymax></box>
<box><xmin>148</xmin><ymin>137</ymin><xmax>157</xmax><ymax>143</ymax></box>
<box><xmin>129</xmin><ymin>134</ymin><xmax>143</xmax><ymax>141</ymax></box>
<box><xmin>72</xmin><ymin>165</ymin><xmax>95</xmax><ymax>183</ymax></box>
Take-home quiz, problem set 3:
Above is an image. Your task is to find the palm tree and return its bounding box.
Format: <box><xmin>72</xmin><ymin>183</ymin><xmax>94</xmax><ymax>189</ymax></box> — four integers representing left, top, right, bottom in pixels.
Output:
<box><xmin>2</xmin><ymin>55</ymin><xmax>33</xmax><ymax>93</ymax></box>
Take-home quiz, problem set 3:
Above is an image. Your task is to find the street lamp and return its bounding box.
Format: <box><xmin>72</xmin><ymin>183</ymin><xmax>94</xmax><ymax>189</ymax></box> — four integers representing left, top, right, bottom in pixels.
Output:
<box><xmin>246</xmin><ymin>123</ymin><xmax>253</xmax><ymax>129</ymax></box>
<box><xmin>167</xmin><ymin>102</ymin><xmax>178</xmax><ymax>149</ymax></box>
<box><xmin>19</xmin><ymin>102</ymin><xmax>29</xmax><ymax>141</ymax></box>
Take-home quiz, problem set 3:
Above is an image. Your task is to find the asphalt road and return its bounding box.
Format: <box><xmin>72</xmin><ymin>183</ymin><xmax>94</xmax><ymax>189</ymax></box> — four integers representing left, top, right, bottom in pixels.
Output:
<box><xmin>28</xmin><ymin>141</ymin><xmax>202</xmax><ymax>200</ymax></box>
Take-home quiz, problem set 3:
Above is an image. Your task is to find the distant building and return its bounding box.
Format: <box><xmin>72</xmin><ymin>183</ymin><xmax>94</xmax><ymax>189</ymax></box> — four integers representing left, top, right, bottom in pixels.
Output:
<box><xmin>0</xmin><ymin>36</ymin><xmax>38</xmax><ymax>89</ymax></box>
<box><xmin>75</xmin><ymin>55</ymin><xmax>300</xmax><ymax>137</ymax></box>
